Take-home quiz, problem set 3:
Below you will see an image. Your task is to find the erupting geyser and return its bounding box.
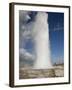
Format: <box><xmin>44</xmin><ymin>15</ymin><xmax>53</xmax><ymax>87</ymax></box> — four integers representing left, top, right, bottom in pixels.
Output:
<box><xmin>33</xmin><ymin>12</ymin><xmax>52</xmax><ymax>69</ymax></box>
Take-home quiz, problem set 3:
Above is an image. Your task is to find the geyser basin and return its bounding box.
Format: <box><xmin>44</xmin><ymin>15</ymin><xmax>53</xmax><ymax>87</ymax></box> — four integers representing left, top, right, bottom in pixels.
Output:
<box><xmin>33</xmin><ymin>12</ymin><xmax>52</xmax><ymax>69</ymax></box>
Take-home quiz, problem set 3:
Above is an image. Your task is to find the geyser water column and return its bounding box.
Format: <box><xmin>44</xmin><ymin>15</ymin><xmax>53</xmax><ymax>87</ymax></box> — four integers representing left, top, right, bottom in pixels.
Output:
<box><xmin>33</xmin><ymin>12</ymin><xmax>52</xmax><ymax>69</ymax></box>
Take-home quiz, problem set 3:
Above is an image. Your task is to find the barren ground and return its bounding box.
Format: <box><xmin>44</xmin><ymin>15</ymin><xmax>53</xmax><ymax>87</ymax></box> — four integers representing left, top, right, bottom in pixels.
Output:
<box><xmin>19</xmin><ymin>64</ymin><xmax>64</xmax><ymax>79</ymax></box>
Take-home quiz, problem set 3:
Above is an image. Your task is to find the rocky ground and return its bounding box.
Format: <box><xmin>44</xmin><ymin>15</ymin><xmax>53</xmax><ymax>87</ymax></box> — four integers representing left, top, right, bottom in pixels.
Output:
<box><xmin>19</xmin><ymin>64</ymin><xmax>64</xmax><ymax>79</ymax></box>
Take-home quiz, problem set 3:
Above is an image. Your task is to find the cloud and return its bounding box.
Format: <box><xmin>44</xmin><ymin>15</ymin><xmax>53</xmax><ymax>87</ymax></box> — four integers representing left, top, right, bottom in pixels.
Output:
<box><xmin>53</xmin><ymin>27</ymin><xmax>63</xmax><ymax>31</ymax></box>
<box><xmin>19</xmin><ymin>22</ymin><xmax>34</xmax><ymax>48</ymax></box>
<box><xmin>19</xmin><ymin>48</ymin><xmax>35</xmax><ymax>61</ymax></box>
<box><xmin>53</xmin><ymin>23</ymin><xmax>63</xmax><ymax>31</ymax></box>
<box><xmin>19</xmin><ymin>11</ymin><xmax>31</xmax><ymax>22</ymax></box>
<box><xmin>19</xmin><ymin>11</ymin><xmax>35</xmax><ymax>48</ymax></box>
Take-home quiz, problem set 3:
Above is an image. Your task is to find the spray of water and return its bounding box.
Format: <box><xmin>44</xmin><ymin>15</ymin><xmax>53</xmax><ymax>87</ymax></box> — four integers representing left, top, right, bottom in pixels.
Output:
<box><xmin>33</xmin><ymin>12</ymin><xmax>52</xmax><ymax>69</ymax></box>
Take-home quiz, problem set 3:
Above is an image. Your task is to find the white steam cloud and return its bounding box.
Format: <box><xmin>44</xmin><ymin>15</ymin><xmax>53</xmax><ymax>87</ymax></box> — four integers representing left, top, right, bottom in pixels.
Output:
<box><xmin>19</xmin><ymin>11</ymin><xmax>35</xmax><ymax>66</ymax></box>
<box><xmin>19</xmin><ymin>11</ymin><xmax>52</xmax><ymax>69</ymax></box>
<box><xmin>19</xmin><ymin>11</ymin><xmax>34</xmax><ymax>48</ymax></box>
<box><xmin>19</xmin><ymin>48</ymin><xmax>35</xmax><ymax>61</ymax></box>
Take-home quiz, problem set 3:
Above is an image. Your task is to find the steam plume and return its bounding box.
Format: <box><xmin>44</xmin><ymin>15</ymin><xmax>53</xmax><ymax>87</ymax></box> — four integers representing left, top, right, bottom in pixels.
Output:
<box><xmin>33</xmin><ymin>12</ymin><xmax>52</xmax><ymax>69</ymax></box>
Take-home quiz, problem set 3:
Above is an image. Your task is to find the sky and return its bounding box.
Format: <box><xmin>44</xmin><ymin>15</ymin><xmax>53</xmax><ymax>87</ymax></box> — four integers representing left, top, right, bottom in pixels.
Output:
<box><xmin>19</xmin><ymin>11</ymin><xmax>64</xmax><ymax>65</ymax></box>
<box><xmin>48</xmin><ymin>12</ymin><xmax>64</xmax><ymax>64</ymax></box>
